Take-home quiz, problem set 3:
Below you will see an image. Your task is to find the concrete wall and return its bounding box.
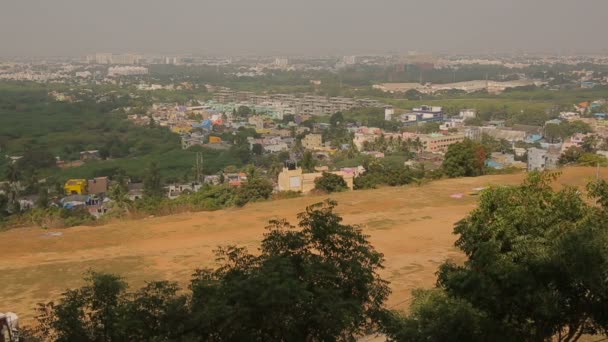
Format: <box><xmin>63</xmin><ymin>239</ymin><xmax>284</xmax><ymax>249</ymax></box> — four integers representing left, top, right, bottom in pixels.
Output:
<box><xmin>278</xmin><ymin>167</ymin><xmax>354</xmax><ymax>193</ymax></box>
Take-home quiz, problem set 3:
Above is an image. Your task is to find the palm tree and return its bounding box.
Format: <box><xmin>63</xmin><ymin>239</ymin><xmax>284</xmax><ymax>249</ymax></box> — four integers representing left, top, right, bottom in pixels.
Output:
<box><xmin>108</xmin><ymin>183</ymin><xmax>131</xmax><ymax>215</ymax></box>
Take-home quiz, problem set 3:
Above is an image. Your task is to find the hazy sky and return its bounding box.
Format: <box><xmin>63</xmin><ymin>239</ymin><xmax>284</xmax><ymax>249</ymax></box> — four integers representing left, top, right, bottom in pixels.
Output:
<box><xmin>1</xmin><ymin>0</ymin><xmax>606</xmax><ymax>56</ymax></box>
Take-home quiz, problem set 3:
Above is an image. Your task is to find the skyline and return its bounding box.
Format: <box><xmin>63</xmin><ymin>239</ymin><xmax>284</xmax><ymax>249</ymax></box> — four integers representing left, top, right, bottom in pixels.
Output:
<box><xmin>1</xmin><ymin>0</ymin><xmax>607</xmax><ymax>57</ymax></box>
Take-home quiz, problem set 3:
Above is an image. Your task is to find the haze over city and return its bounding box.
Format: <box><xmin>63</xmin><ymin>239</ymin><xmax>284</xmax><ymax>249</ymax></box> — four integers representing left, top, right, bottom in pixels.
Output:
<box><xmin>1</xmin><ymin>0</ymin><xmax>607</xmax><ymax>56</ymax></box>
<box><xmin>3</xmin><ymin>0</ymin><xmax>608</xmax><ymax>341</ymax></box>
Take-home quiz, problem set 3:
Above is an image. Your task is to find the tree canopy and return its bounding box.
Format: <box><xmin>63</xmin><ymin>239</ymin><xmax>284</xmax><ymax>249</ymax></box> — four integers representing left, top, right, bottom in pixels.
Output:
<box><xmin>31</xmin><ymin>200</ymin><xmax>389</xmax><ymax>341</ymax></box>
<box><xmin>383</xmin><ymin>172</ymin><xmax>608</xmax><ymax>342</ymax></box>
<box><xmin>314</xmin><ymin>172</ymin><xmax>348</xmax><ymax>193</ymax></box>
<box><xmin>442</xmin><ymin>139</ymin><xmax>487</xmax><ymax>177</ymax></box>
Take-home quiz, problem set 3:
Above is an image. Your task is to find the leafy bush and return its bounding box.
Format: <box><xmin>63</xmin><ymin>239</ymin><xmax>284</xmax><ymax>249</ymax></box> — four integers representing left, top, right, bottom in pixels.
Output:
<box><xmin>15</xmin><ymin>207</ymin><xmax>95</xmax><ymax>228</ymax></box>
<box><xmin>272</xmin><ymin>190</ymin><xmax>301</xmax><ymax>200</ymax></box>
<box><xmin>354</xmin><ymin>160</ymin><xmax>420</xmax><ymax>189</ymax></box>
<box><xmin>314</xmin><ymin>172</ymin><xmax>348</xmax><ymax>193</ymax></box>
<box><xmin>235</xmin><ymin>177</ymin><xmax>274</xmax><ymax>206</ymax></box>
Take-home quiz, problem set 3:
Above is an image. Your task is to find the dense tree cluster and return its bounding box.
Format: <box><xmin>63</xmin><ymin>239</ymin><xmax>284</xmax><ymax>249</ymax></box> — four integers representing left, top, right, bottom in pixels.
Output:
<box><xmin>382</xmin><ymin>173</ymin><xmax>608</xmax><ymax>341</ymax></box>
<box><xmin>442</xmin><ymin>139</ymin><xmax>487</xmax><ymax>177</ymax></box>
<box><xmin>314</xmin><ymin>172</ymin><xmax>348</xmax><ymax>193</ymax></box>
<box><xmin>30</xmin><ymin>201</ymin><xmax>389</xmax><ymax>341</ymax></box>
<box><xmin>354</xmin><ymin>159</ymin><xmax>422</xmax><ymax>189</ymax></box>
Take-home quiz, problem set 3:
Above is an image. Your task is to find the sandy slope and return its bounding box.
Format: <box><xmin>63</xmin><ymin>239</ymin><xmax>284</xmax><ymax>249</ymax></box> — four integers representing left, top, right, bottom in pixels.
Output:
<box><xmin>0</xmin><ymin>167</ymin><xmax>603</xmax><ymax>322</ymax></box>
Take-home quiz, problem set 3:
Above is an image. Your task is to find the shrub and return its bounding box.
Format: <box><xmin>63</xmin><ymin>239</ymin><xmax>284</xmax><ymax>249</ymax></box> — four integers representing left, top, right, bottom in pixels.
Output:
<box><xmin>314</xmin><ymin>172</ymin><xmax>348</xmax><ymax>193</ymax></box>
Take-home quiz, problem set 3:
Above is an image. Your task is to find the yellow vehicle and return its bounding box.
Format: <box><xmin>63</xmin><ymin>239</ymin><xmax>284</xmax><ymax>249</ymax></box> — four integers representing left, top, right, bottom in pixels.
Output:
<box><xmin>64</xmin><ymin>179</ymin><xmax>87</xmax><ymax>195</ymax></box>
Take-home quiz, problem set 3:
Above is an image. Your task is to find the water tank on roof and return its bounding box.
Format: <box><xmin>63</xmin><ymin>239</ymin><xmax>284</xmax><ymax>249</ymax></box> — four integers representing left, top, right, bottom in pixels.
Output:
<box><xmin>284</xmin><ymin>160</ymin><xmax>297</xmax><ymax>170</ymax></box>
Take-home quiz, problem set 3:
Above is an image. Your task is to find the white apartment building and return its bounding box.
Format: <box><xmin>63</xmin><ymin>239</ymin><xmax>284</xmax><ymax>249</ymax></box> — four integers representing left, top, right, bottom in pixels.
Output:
<box><xmin>108</xmin><ymin>66</ymin><xmax>148</xmax><ymax>77</ymax></box>
<box><xmin>459</xmin><ymin>109</ymin><xmax>477</xmax><ymax>119</ymax></box>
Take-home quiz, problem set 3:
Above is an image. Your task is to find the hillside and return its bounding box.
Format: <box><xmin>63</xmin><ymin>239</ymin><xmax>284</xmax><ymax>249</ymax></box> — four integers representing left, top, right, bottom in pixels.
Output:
<box><xmin>0</xmin><ymin>167</ymin><xmax>604</xmax><ymax>323</ymax></box>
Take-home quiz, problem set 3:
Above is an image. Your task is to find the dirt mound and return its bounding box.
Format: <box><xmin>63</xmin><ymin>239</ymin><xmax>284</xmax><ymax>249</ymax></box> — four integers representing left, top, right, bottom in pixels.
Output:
<box><xmin>0</xmin><ymin>167</ymin><xmax>603</xmax><ymax>322</ymax></box>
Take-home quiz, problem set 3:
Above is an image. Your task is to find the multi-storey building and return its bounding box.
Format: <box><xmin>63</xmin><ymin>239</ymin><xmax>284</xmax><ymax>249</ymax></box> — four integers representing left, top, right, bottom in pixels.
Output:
<box><xmin>418</xmin><ymin>133</ymin><xmax>465</xmax><ymax>153</ymax></box>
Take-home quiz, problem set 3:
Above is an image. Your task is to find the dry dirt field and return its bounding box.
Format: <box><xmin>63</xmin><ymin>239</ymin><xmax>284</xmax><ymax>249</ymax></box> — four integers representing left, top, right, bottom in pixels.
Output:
<box><xmin>0</xmin><ymin>167</ymin><xmax>604</xmax><ymax>323</ymax></box>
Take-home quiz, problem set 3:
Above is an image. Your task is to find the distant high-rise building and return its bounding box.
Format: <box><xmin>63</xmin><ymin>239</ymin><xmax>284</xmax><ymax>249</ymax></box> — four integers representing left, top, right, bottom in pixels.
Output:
<box><xmin>343</xmin><ymin>56</ymin><xmax>357</xmax><ymax>65</ymax></box>
<box><xmin>86</xmin><ymin>53</ymin><xmax>113</xmax><ymax>65</ymax></box>
<box><xmin>274</xmin><ymin>58</ymin><xmax>289</xmax><ymax>68</ymax></box>
<box><xmin>384</xmin><ymin>106</ymin><xmax>394</xmax><ymax>121</ymax></box>
<box><xmin>86</xmin><ymin>53</ymin><xmax>142</xmax><ymax>65</ymax></box>
<box><xmin>164</xmin><ymin>57</ymin><xmax>178</xmax><ymax>65</ymax></box>
<box><xmin>108</xmin><ymin>66</ymin><xmax>148</xmax><ymax>77</ymax></box>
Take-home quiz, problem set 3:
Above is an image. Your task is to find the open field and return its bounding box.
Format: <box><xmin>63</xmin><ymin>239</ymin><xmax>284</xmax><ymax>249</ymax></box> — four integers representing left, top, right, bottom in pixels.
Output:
<box><xmin>1</xmin><ymin>167</ymin><xmax>605</xmax><ymax>323</ymax></box>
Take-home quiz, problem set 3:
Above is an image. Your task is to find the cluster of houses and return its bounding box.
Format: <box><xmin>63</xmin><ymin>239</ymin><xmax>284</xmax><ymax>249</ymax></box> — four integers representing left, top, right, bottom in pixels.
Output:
<box><xmin>9</xmin><ymin>92</ymin><xmax>607</xmax><ymax>220</ymax></box>
<box><xmin>212</xmin><ymin>88</ymin><xmax>387</xmax><ymax>118</ymax></box>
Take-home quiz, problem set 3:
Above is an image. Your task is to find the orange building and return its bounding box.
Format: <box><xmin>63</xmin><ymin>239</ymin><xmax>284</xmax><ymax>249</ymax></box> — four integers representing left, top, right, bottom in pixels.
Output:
<box><xmin>209</xmin><ymin>136</ymin><xmax>222</xmax><ymax>144</ymax></box>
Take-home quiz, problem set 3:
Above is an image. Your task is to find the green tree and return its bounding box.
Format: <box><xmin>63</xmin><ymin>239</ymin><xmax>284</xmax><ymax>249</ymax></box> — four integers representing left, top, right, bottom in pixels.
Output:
<box><xmin>187</xmin><ymin>200</ymin><xmax>389</xmax><ymax>340</ymax></box>
<box><xmin>559</xmin><ymin>146</ymin><xmax>584</xmax><ymax>165</ymax></box>
<box><xmin>581</xmin><ymin>135</ymin><xmax>598</xmax><ymax>153</ymax></box>
<box><xmin>418</xmin><ymin>122</ymin><xmax>441</xmax><ymax>134</ymax></box>
<box><xmin>314</xmin><ymin>172</ymin><xmax>348</xmax><ymax>193</ymax></box>
<box><xmin>464</xmin><ymin>117</ymin><xmax>484</xmax><ymax>126</ymax></box>
<box><xmin>442</xmin><ymin>139</ymin><xmax>486</xmax><ymax>177</ymax></box>
<box><xmin>577</xmin><ymin>152</ymin><xmax>608</xmax><ymax>167</ymax></box>
<box><xmin>17</xmin><ymin>147</ymin><xmax>56</xmax><ymax>173</ymax></box>
<box><xmin>108</xmin><ymin>182</ymin><xmax>131</xmax><ymax>214</ymax></box>
<box><xmin>330</xmin><ymin>111</ymin><xmax>344</xmax><ymax>127</ymax></box>
<box><xmin>143</xmin><ymin>162</ymin><xmax>164</xmax><ymax>198</ymax></box>
<box><xmin>0</xmin><ymin>193</ymin><xmax>9</xmax><ymax>219</ymax></box>
<box><xmin>235</xmin><ymin>175</ymin><xmax>274</xmax><ymax>206</ymax></box>
<box><xmin>32</xmin><ymin>201</ymin><xmax>390</xmax><ymax>341</ymax></box>
<box><xmin>5</xmin><ymin>163</ymin><xmax>21</xmax><ymax>183</ymax></box>
<box><xmin>387</xmin><ymin>173</ymin><xmax>608</xmax><ymax>341</ymax></box>
<box><xmin>562</xmin><ymin>120</ymin><xmax>592</xmax><ymax>137</ymax></box>
<box><xmin>301</xmin><ymin>150</ymin><xmax>316</xmax><ymax>172</ymax></box>
<box><xmin>36</xmin><ymin>187</ymin><xmax>50</xmax><ymax>209</ymax></box>
<box><xmin>35</xmin><ymin>272</ymin><xmax>129</xmax><ymax>342</ymax></box>
<box><xmin>237</xmin><ymin>105</ymin><xmax>252</xmax><ymax>117</ymax></box>
<box><xmin>251</xmin><ymin>143</ymin><xmax>263</xmax><ymax>156</ymax></box>
<box><xmin>544</xmin><ymin>123</ymin><xmax>563</xmax><ymax>143</ymax></box>
<box><xmin>381</xmin><ymin>289</ymin><xmax>490</xmax><ymax>342</ymax></box>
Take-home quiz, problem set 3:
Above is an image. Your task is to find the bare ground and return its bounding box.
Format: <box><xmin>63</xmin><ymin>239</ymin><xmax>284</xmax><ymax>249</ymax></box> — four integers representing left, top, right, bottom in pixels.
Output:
<box><xmin>0</xmin><ymin>167</ymin><xmax>604</xmax><ymax>323</ymax></box>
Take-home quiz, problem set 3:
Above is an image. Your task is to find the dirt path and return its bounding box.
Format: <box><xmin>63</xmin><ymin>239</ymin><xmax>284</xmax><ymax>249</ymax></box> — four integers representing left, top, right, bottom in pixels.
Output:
<box><xmin>0</xmin><ymin>167</ymin><xmax>602</xmax><ymax>323</ymax></box>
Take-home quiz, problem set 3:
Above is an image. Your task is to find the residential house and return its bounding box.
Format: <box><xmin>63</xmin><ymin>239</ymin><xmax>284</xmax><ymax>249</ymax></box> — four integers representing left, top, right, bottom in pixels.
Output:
<box><xmin>203</xmin><ymin>175</ymin><xmax>221</xmax><ymax>185</ymax></box>
<box><xmin>487</xmin><ymin>152</ymin><xmax>525</xmax><ymax>169</ymax></box>
<box><xmin>465</xmin><ymin>127</ymin><xmax>483</xmax><ymax>141</ymax></box>
<box><xmin>482</xmin><ymin>127</ymin><xmax>526</xmax><ymax>143</ymax></box>
<box><xmin>264</xmin><ymin>142</ymin><xmax>289</xmax><ymax>153</ymax></box>
<box><xmin>181</xmin><ymin>132</ymin><xmax>206</xmax><ymax>149</ymax></box>
<box><xmin>302</xmin><ymin>134</ymin><xmax>323</xmax><ymax>150</ymax></box>
<box><xmin>459</xmin><ymin>109</ymin><xmax>477</xmax><ymax>119</ymax></box>
<box><xmin>527</xmin><ymin>148</ymin><xmax>560</xmax><ymax>171</ymax></box>
<box><xmin>225</xmin><ymin>173</ymin><xmax>247</xmax><ymax>187</ymax></box>
<box><xmin>127</xmin><ymin>183</ymin><xmax>144</xmax><ymax>201</ymax></box>
<box><xmin>80</xmin><ymin>150</ymin><xmax>101</xmax><ymax>161</ymax></box>
<box><xmin>167</xmin><ymin>182</ymin><xmax>202</xmax><ymax>199</ymax></box>
<box><xmin>87</xmin><ymin>177</ymin><xmax>109</xmax><ymax>195</ymax></box>
<box><xmin>400</xmin><ymin>105</ymin><xmax>444</xmax><ymax>125</ymax></box>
